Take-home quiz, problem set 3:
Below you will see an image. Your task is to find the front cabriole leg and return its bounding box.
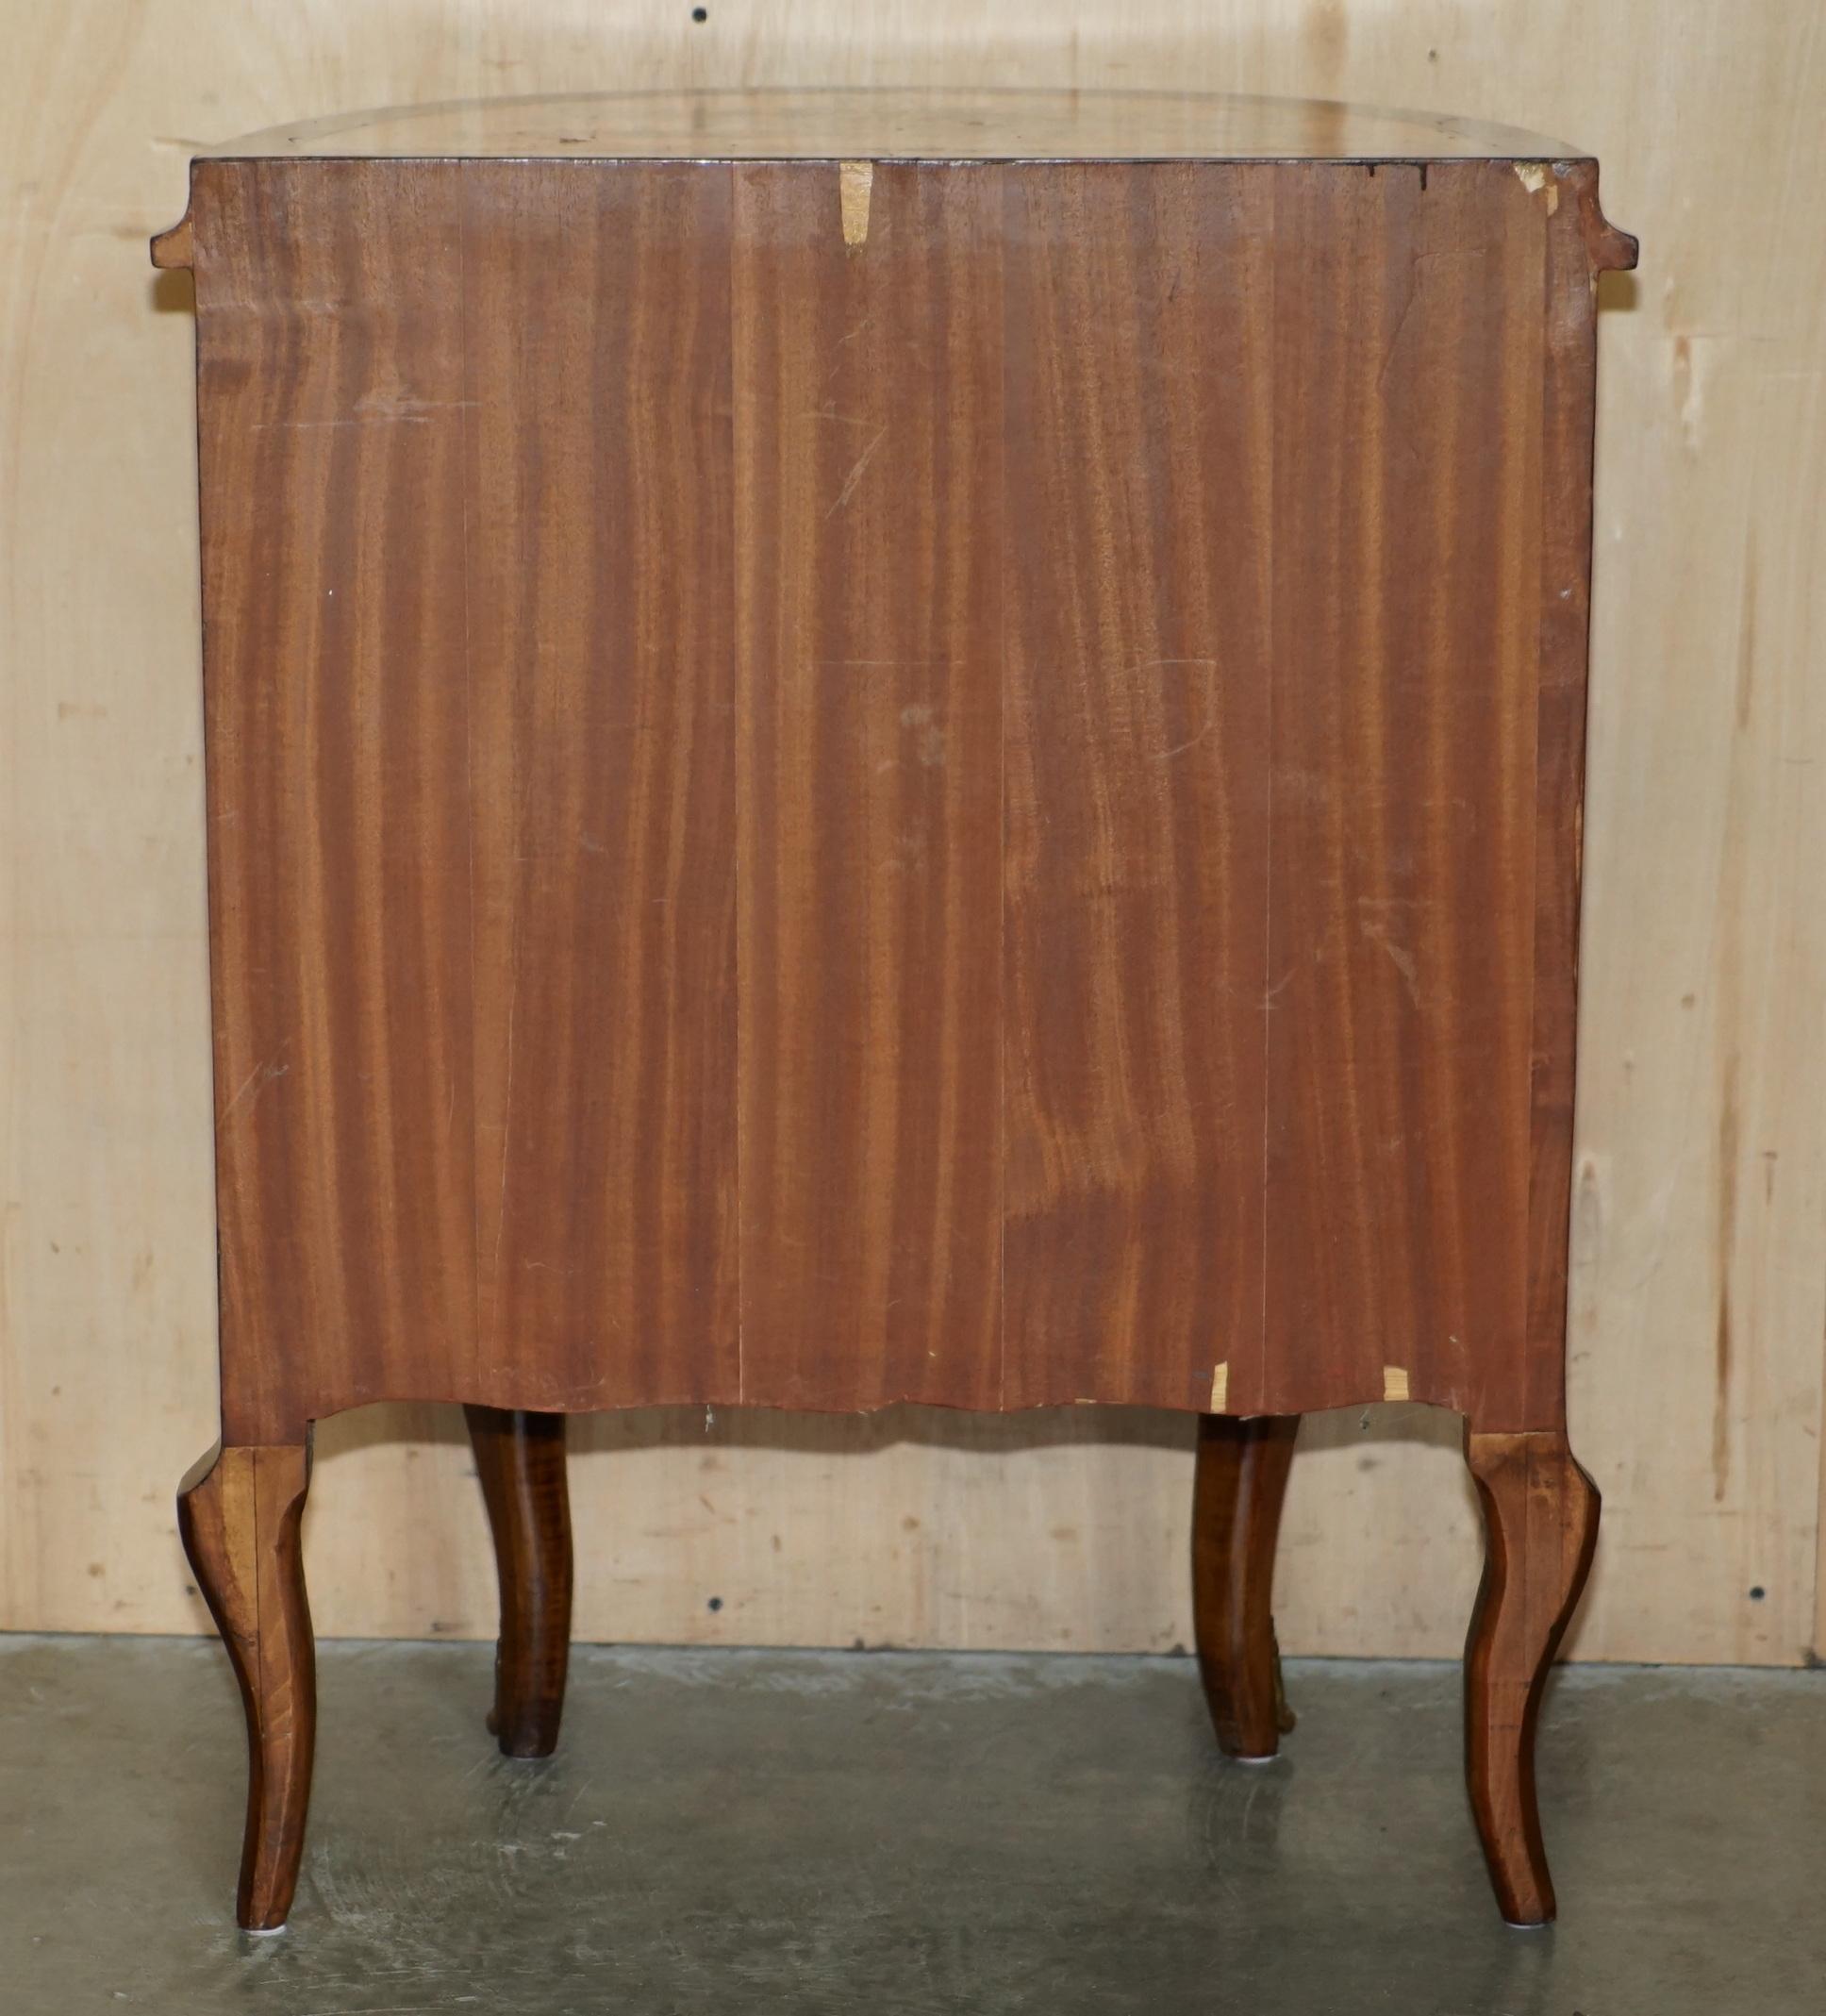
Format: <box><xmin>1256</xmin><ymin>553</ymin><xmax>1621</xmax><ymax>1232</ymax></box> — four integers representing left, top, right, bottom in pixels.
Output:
<box><xmin>1463</xmin><ymin>1425</ymin><xmax>1599</xmax><ymax>1924</ymax></box>
<box><xmin>178</xmin><ymin>1439</ymin><xmax>316</xmax><ymax>1931</ymax></box>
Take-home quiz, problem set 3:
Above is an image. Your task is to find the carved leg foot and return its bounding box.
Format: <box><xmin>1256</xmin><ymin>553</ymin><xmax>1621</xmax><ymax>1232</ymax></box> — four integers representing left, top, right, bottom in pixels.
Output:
<box><xmin>178</xmin><ymin>1441</ymin><xmax>315</xmax><ymax>1931</ymax></box>
<box><xmin>1464</xmin><ymin>1425</ymin><xmax>1600</xmax><ymax>1925</ymax></box>
<box><xmin>1192</xmin><ymin>1413</ymin><xmax>1301</xmax><ymax>1758</ymax></box>
<box><xmin>464</xmin><ymin>1407</ymin><xmax>573</xmax><ymax>1758</ymax></box>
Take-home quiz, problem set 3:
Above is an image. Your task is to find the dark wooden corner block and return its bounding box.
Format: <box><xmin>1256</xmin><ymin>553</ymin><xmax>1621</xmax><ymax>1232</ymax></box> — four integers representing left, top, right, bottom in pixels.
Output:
<box><xmin>158</xmin><ymin>88</ymin><xmax>1630</xmax><ymax>1929</ymax></box>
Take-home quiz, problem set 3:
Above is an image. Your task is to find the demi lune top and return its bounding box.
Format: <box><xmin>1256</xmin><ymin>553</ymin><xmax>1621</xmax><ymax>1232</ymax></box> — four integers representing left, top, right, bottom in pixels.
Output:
<box><xmin>200</xmin><ymin>87</ymin><xmax>1585</xmax><ymax>165</ymax></box>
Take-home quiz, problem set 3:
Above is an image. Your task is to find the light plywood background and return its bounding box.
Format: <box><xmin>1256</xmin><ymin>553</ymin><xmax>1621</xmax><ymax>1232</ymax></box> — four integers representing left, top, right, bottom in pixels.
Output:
<box><xmin>2</xmin><ymin>2</ymin><xmax>1821</xmax><ymax>1665</ymax></box>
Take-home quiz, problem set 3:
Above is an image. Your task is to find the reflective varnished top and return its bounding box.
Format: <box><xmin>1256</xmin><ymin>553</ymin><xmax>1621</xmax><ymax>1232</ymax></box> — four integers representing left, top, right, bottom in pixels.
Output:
<box><xmin>202</xmin><ymin>88</ymin><xmax>1585</xmax><ymax>164</ymax></box>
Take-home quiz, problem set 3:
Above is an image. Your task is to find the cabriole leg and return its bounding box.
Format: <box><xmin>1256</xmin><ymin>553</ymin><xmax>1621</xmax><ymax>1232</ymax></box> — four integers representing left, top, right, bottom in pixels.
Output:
<box><xmin>1192</xmin><ymin>1413</ymin><xmax>1302</xmax><ymax>1758</ymax></box>
<box><xmin>178</xmin><ymin>1440</ymin><xmax>316</xmax><ymax>1931</ymax></box>
<box><xmin>464</xmin><ymin>1406</ymin><xmax>573</xmax><ymax>1758</ymax></box>
<box><xmin>1464</xmin><ymin>1425</ymin><xmax>1600</xmax><ymax>1925</ymax></box>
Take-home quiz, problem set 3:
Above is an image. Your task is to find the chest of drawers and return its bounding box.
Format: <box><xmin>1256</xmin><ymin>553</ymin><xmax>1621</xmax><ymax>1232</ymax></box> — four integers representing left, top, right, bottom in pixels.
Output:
<box><xmin>155</xmin><ymin>87</ymin><xmax>1634</xmax><ymax>1931</ymax></box>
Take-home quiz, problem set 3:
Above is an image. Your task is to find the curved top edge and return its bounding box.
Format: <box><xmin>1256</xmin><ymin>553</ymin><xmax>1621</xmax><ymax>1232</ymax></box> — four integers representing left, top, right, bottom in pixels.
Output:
<box><xmin>194</xmin><ymin>87</ymin><xmax>1588</xmax><ymax>163</ymax></box>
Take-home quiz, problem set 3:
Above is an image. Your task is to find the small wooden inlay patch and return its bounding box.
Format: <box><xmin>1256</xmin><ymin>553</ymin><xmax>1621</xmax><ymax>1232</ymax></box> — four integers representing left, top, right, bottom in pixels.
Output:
<box><xmin>839</xmin><ymin>160</ymin><xmax>873</xmax><ymax>246</ymax></box>
<box><xmin>1382</xmin><ymin>1365</ymin><xmax>1411</xmax><ymax>1402</ymax></box>
<box><xmin>1209</xmin><ymin>1361</ymin><xmax>1229</xmax><ymax>1410</ymax></box>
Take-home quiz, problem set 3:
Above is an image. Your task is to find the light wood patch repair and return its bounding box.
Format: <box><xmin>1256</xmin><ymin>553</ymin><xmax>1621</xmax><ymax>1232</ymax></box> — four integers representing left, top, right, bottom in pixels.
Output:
<box><xmin>839</xmin><ymin>160</ymin><xmax>873</xmax><ymax>246</ymax></box>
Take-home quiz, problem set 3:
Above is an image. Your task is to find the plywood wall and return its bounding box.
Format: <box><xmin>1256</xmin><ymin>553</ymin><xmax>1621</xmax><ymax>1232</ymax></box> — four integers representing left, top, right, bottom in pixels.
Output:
<box><xmin>2</xmin><ymin>1</ymin><xmax>1821</xmax><ymax>1665</ymax></box>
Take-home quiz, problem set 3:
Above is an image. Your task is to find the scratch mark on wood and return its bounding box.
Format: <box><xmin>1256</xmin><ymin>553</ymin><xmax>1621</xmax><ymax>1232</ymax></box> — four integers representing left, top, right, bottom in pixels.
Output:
<box><xmin>824</xmin><ymin>425</ymin><xmax>887</xmax><ymax>518</ymax></box>
<box><xmin>1358</xmin><ymin>912</ymin><xmax>1422</xmax><ymax>1008</ymax></box>
<box><xmin>218</xmin><ymin>1055</ymin><xmax>290</xmax><ymax>1129</ymax></box>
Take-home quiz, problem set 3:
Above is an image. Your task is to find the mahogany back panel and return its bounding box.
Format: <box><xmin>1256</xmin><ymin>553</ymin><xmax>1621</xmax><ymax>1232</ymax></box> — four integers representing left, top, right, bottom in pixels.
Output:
<box><xmin>187</xmin><ymin>157</ymin><xmax>1616</xmax><ymax>1441</ymax></box>
<box><xmin>731</xmin><ymin>166</ymin><xmax>1005</xmax><ymax>1412</ymax></box>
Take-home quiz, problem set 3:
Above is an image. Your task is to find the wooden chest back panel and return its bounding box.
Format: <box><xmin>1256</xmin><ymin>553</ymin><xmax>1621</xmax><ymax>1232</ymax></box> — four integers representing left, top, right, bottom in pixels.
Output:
<box><xmin>191</xmin><ymin>158</ymin><xmax>1598</xmax><ymax>1441</ymax></box>
<box><xmin>732</xmin><ymin>165</ymin><xmax>1006</xmax><ymax>1413</ymax></box>
<box><xmin>998</xmin><ymin>165</ymin><xmax>1274</xmax><ymax>1412</ymax></box>
<box><xmin>197</xmin><ymin>163</ymin><xmax>482</xmax><ymax>1439</ymax></box>
<box><xmin>1258</xmin><ymin>165</ymin><xmax>1545</xmax><ymax>1421</ymax></box>
<box><xmin>459</xmin><ymin>165</ymin><xmax>742</xmax><ymax>1410</ymax></box>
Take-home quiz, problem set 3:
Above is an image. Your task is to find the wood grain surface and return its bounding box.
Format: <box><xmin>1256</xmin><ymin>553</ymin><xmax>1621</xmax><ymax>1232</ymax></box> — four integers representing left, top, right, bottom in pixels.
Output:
<box><xmin>193</xmin><ymin>162</ymin><xmax>742</xmax><ymax>1441</ymax></box>
<box><xmin>999</xmin><ymin>163</ymin><xmax>1272</xmax><ymax>1413</ymax></box>
<box><xmin>732</xmin><ymin>164</ymin><xmax>1005</xmax><ymax>1411</ymax></box>
<box><xmin>192</xmin><ymin>163</ymin><xmax>481</xmax><ymax>1443</ymax></box>
<box><xmin>460</xmin><ymin>165</ymin><xmax>740</xmax><ymax>1413</ymax></box>
<box><xmin>183</xmin><ymin>151</ymin><xmax>1618</xmax><ymax>1438</ymax></box>
<box><xmin>6</xmin><ymin>3</ymin><xmax>1822</xmax><ymax>1668</ymax></box>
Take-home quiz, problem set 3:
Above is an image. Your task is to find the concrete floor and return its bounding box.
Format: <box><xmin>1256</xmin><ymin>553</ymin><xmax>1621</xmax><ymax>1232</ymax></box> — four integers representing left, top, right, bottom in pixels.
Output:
<box><xmin>0</xmin><ymin>1637</ymin><xmax>1821</xmax><ymax>2013</ymax></box>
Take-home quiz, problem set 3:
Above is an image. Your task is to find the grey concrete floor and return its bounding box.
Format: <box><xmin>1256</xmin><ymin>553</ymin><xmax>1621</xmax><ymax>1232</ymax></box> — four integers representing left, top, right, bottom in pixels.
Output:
<box><xmin>0</xmin><ymin>1636</ymin><xmax>1821</xmax><ymax>2013</ymax></box>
